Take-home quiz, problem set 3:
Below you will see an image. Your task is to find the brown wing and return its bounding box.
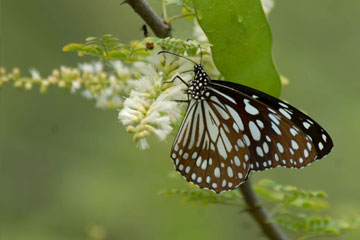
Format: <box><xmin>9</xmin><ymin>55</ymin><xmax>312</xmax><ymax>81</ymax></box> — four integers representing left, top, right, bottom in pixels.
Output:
<box><xmin>171</xmin><ymin>98</ymin><xmax>251</xmax><ymax>193</ymax></box>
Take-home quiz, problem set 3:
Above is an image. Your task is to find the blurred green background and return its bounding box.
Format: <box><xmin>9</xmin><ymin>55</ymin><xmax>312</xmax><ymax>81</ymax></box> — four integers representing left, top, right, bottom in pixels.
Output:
<box><xmin>1</xmin><ymin>0</ymin><xmax>359</xmax><ymax>239</ymax></box>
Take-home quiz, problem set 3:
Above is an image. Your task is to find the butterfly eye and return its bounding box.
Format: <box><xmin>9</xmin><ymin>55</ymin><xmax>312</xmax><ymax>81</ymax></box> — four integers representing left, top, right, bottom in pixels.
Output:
<box><xmin>170</xmin><ymin>67</ymin><xmax>333</xmax><ymax>193</ymax></box>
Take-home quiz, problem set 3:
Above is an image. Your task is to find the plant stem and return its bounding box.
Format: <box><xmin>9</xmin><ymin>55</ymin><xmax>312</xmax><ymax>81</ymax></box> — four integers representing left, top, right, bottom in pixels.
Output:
<box><xmin>239</xmin><ymin>180</ymin><xmax>289</xmax><ymax>240</ymax></box>
<box><xmin>162</xmin><ymin>0</ymin><xmax>168</xmax><ymax>22</ymax></box>
<box><xmin>125</xmin><ymin>1</ymin><xmax>289</xmax><ymax>239</ymax></box>
<box><xmin>167</xmin><ymin>14</ymin><xmax>195</xmax><ymax>23</ymax></box>
<box><xmin>123</xmin><ymin>0</ymin><xmax>171</xmax><ymax>38</ymax></box>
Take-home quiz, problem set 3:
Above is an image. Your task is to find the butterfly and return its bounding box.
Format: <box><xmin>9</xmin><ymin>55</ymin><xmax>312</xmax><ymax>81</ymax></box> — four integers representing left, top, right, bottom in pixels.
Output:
<box><xmin>160</xmin><ymin>51</ymin><xmax>333</xmax><ymax>194</ymax></box>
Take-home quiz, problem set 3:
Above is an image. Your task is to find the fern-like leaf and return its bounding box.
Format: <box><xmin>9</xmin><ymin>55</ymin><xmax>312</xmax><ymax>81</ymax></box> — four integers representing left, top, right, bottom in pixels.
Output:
<box><xmin>63</xmin><ymin>35</ymin><xmax>150</xmax><ymax>61</ymax></box>
<box><xmin>276</xmin><ymin>214</ymin><xmax>360</xmax><ymax>238</ymax></box>
<box><xmin>255</xmin><ymin>179</ymin><xmax>328</xmax><ymax>210</ymax></box>
<box><xmin>146</xmin><ymin>37</ymin><xmax>210</xmax><ymax>56</ymax></box>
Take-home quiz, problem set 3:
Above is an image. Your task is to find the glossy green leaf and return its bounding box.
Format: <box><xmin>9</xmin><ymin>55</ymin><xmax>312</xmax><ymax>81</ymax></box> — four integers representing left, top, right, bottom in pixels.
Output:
<box><xmin>192</xmin><ymin>0</ymin><xmax>281</xmax><ymax>97</ymax></box>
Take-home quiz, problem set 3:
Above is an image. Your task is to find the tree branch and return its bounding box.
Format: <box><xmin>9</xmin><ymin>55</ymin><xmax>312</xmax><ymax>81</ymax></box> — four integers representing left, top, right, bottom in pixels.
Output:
<box><xmin>124</xmin><ymin>1</ymin><xmax>288</xmax><ymax>239</ymax></box>
<box><xmin>239</xmin><ymin>181</ymin><xmax>289</xmax><ymax>240</ymax></box>
<box><xmin>124</xmin><ymin>0</ymin><xmax>171</xmax><ymax>38</ymax></box>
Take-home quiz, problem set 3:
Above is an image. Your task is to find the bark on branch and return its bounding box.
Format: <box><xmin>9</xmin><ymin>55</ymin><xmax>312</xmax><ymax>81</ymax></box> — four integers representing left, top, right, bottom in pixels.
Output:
<box><xmin>239</xmin><ymin>181</ymin><xmax>289</xmax><ymax>240</ymax></box>
<box><xmin>124</xmin><ymin>0</ymin><xmax>171</xmax><ymax>38</ymax></box>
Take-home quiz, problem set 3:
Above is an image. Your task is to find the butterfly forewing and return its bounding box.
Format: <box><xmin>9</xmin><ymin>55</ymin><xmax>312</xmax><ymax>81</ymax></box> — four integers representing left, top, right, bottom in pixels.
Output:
<box><xmin>211</xmin><ymin>80</ymin><xmax>333</xmax><ymax>160</ymax></box>
<box><xmin>171</xmin><ymin>97</ymin><xmax>251</xmax><ymax>193</ymax></box>
<box><xmin>209</xmin><ymin>81</ymin><xmax>333</xmax><ymax>172</ymax></box>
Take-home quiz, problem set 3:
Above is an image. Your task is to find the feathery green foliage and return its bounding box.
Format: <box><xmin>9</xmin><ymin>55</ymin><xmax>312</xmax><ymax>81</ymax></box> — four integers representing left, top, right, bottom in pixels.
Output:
<box><xmin>162</xmin><ymin>178</ymin><xmax>359</xmax><ymax>239</ymax></box>
<box><xmin>255</xmin><ymin>179</ymin><xmax>328</xmax><ymax>209</ymax></box>
<box><xmin>160</xmin><ymin>186</ymin><xmax>243</xmax><ymax>206</ymax></box>
<box><xmin>146</xmin><ymin>37</ymin><xmax>210</xmax><ymax>56</ymax></box>
<box><xmin>63</xmin><ymin>36</ymin><xmax>209</xmax><ymax>62</ymax></box>
<box><xmin>63</xmin><ymin>35</ymin><xmax>150</xmax><ymax>61</ymax></box>
<box><xmin>277</xmin><ymin>215</ymin><xmax>360</xmax><ymax>239</ymax></box>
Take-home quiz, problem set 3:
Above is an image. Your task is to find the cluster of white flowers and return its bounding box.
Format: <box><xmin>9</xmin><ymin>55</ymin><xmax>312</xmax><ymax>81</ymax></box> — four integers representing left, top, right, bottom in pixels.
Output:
<box><xmin>117</xmin><ymin>50</ymin><xmax>193</xmax><ymax>149</ymax></box>
<box><xmin>78</xmin><ymin>61</ymin><xmax>129</xmax><ymax>109</ymax></box>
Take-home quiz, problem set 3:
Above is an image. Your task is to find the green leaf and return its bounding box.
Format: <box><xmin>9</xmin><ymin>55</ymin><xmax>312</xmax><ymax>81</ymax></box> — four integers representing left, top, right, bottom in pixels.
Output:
<box><xmin>62</xmin><ymin>43</ymin><xmax>85</xmax><ymax>52</ymax></box>
<box><xmin>192</xmin><ymin>0</ymin><xmax>281</xmax><ymax>97</ymax></box>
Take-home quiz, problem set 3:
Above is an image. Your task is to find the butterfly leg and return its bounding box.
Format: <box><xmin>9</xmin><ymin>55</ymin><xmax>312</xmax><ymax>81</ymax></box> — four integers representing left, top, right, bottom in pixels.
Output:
<box><xmin>173</xmin><ymin>100</ymin><xmax>190</xmax><ymax>103</ymax></box>
<box><xmin>164</xmin><ymin>75</ymin><xmax>189</xmax><ymax>87</ymax></box>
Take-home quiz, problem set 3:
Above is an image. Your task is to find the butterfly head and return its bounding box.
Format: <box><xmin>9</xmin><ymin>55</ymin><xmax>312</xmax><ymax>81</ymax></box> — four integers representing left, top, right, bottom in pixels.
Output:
<box><xmin>188</xmin><ymin>64</ymin><xmax>211</xmax><ymax>100</ymax></box>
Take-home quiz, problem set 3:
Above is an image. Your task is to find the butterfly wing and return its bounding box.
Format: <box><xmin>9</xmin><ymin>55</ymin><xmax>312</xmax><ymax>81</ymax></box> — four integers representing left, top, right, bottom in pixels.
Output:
<box><xmin>210</xmin><ymin>81</ymin><xmax>333</xmax><ymax>172</ymax></box>
<box><xmin>171</xmin><ymin>98</ymin><xmax>251</xmax><ymax>193</ymax></box>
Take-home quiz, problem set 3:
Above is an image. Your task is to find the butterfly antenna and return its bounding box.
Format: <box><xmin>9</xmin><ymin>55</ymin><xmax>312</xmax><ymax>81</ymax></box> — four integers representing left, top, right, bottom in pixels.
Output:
<box><xmin>158</xmin><ymin>51</ymin><xmax>198</xmax><ymax>65</ymax></box>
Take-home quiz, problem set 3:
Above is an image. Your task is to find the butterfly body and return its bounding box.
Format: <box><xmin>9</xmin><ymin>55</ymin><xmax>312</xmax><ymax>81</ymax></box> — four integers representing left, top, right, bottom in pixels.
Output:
<box><xmin>187</xmin><ymin>64</ymin><xmax>211</xmax><ymax>100</ymax></box>
<box><xmin>171</xmin><ymin>64</ymin><xmax>333</xmax><ymax>193</ymax></box>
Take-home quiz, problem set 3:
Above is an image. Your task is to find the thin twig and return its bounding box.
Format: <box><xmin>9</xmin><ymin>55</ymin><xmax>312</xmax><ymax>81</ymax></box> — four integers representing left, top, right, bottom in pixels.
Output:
<box><xmin>167</xmin><ymin>13</ymin><xmax>195</xmax><ymax>23</ymax></box>
<box><xmin>239</xmin><ymin>181</ymin><xmax>289</xmax><ymax>240</ymax></box>
<box><xmin>125</xmin><ymin>1</ymin><xmax>289</xmax><ymax>239</ymax></box>
<box><xmin>123</xmin><ymin>0</ymin><xmax>171</xmax><ymax>38</ymax></box>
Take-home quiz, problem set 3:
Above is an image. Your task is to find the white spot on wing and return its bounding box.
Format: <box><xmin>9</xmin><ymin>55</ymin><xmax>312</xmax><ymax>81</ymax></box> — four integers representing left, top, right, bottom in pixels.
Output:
<box><xmin>212</xmin><ymin>100</ymin><xmax>230</xmax><ymax>120</ymax></box>
<box><xmin>269</xmin><ymin>113</ymin><xmax>280</xmax><ymax>125</ymax></box>
<box><xmin>244</xmin><ymin>99</ymin><xmax>259</xmax><ymax>115</ymax></box>
<box><xmin>271</xmin><ymin>122</ymin><xmax>282</xmax><ymax>135</ymax></box>
<box><xmin>256</xmin><ymin>119</ymin><xmax>264</xmax><ymax>129</ymax></box>
<box><xmin>206</xmin><ymin>176</ymin><xmax>211</xmax><ymax>184</ymax></box>
<box><xmin>243</xmin><ymin>134</ymin><xmax>251</xmax><ymax>147</ymax></box>
<box><xmin>322</xmin><ymin>134</ymin><xmax>327</xmax><ymax>142</ymax></box>
<box><xmin>217</xmin><ymin>137</ymin><xmax>227</xmax><ymax>159</ymax></box>
<box><xmin>196</xmin><ymin>156</ymin><xmax>202</xmax><ymax>167</ymax></box>
<box><xmin>279</xmin><ymin>108</ymin><xmax>291</xmax><ymax>119</ymax></box>
<box><xmin>291</xmin><ymin>140</ymin><xmax>299</xmax><ymax>150</ymax></box>
<box><xmin>227</xmin><ymin>167</ymin><xmax>233</xmax><ymax>178</ymax></box>
<box><xmin>279</xmin><ymin>102</ymin><xmax>288</xmax><ymax>108</ymax></box>
<box><xmin>290</xmin><ymin>128</ymin><xmax>298</xmax><ymax>136</ymax></box>
<box><xmin>256</xmin><ymin>146</ymin><xmax>264</xmax><ymax>157</ymax></box>
<box><xmin>226</xmin><ymin>105</ymin><xmax>244</xmax><ymax>131</ymax></box>
<box><xmin>303</xmin><ymin>122</ymin><xmax>310</xmax><ymax>129</ymax></box>
<box><xmin>249</xmin><ymin>121</ymin><xmax>261</xmax><ymax>141</ymax></box>
<box><xmin>214</xmin><ymin>167</ymin><xmax>220</xmax><ymax>178</ymax></box>
<box><xmin>220</xmin><ymin>128</ymin><xmax>232</xmax><ymax>152</ymax></box>
<box><xmin>201</xmin><ymin>160</ymin><xmax>208</xmax><ymax>170</ymax></box>
<box><xmin>234</xmin><ymin>156</ymin><xmax>241</xmax><ymax>166</ymax></box>
<box><xmin>277</xmin><ymin>142</ymin><xmax>284</xmax><ymax>153</ymax></box>
<box><xmin>263</xmin><ymin>142</ymin><xmax>269</xmax><ymax>154</ymax></box>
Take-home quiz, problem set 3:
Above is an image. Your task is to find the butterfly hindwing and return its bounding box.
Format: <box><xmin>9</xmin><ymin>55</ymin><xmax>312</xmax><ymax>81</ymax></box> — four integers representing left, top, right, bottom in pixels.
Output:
<box><xmin>171</xmin><ymin>97</ymin><xmax>251</xmax><ymax>193</ymax></box>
